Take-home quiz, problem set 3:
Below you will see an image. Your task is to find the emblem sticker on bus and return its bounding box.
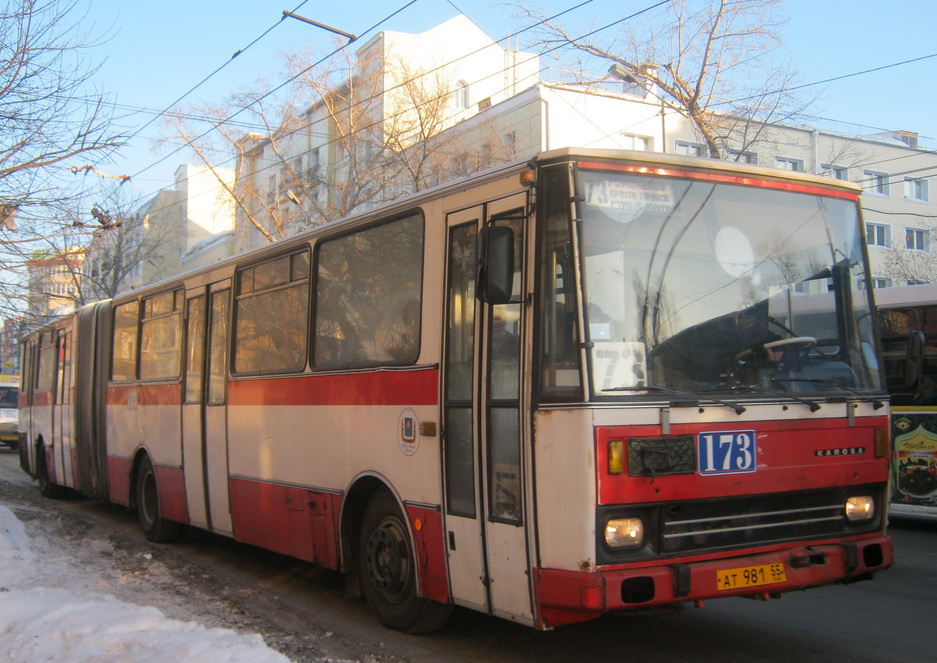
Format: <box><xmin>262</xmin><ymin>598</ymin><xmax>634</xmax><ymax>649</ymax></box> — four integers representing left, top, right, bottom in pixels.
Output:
<box><xmin>398</xmin><ymin>408</ymin><xmax>420</xmax><ymax>456</ymax></box>
<box><xmin>697</xmin><ymin>430</ymin><xmax>757</xmax><ymax>476</ymax></box>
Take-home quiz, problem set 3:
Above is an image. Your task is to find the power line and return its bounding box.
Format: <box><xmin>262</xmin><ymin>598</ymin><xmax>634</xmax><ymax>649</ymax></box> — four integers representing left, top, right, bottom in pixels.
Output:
<box><xmin>103</xmin><ymin>0</ymin><xmax>606</xmax><ymax>214</ymax></box>
<box><xmin>118</xmin><ymin>1</ymin><xmax>419</xmax><ymax>188</ymax></box>
<box><xmin>96</xmin><ymin>2</ymin><xmax>937</xmax><ymax>233</ymax></box>
<box><xmin>91</xmin><ymin>0</ymin><xmax>314</xmax><ymax>170</ymax></box>
<box><xmin>721</xmin><ymin>52</ymin><xmax>937</xmax><ymax>107</ymax></box>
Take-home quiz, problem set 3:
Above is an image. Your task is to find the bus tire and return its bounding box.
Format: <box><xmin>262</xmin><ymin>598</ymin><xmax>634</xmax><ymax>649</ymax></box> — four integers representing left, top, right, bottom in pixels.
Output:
<box><xmin>135</xmin><ymin>455</ymin><xmax>183</xmax><ymax>543</ymax></box>
<box><xmin>36</xmin><ymin>443</ymin><xmax>66</xmax><ymax>499</ymax></box>
<box><xmin>359</xmin><ymin>490</ymin><xmax>452</xmax><ymax>633</ymax></box>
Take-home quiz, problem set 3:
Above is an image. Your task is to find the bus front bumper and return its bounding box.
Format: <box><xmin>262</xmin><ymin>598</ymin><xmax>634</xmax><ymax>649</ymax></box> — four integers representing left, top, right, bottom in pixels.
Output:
<box><xmin>534</xmin><ymin>535</ymin><xmax>893</xmax><ymax>629</ymax></box>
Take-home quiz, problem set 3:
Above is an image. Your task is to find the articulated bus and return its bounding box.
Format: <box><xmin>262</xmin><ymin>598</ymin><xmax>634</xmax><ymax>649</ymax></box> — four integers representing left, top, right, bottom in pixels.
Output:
<box><xmin>873</xmin><ymin>283</ymin><xmax>937</xmax><ymax>518</ymax></box>
<box><xmin>19</xmin><ymin>148</ymin><xmax>893</xmax><ymax>632</ymax></box>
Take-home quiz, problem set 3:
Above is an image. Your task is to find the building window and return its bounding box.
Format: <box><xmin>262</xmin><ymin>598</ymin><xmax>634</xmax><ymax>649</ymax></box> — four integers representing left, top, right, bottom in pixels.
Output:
<box><xmin>906</xmin><ymin>227</ymin><xmax>929</xmax><ymax>252</ymax></box>
<box><xmin>775</xmin><ymin>157</ymin><xmax>804</xmax><ymax>172</ymax></box>
<box><xmin>871</xmin><ymin>276</ymin><xmax>892</xmax><ymax>289</ymax></box>
<box><xmin>908</xmin><ymin>279</ymin><xmax>930</xmax><ymax>286</ymax></box>
<box><xmin>728</xmin><ymin>149</ymin><xmax>757</xmax><ymax>164</ymax></box>
<box><xmin>864</xmin><ymin>170</ymin><xmax>890</xmax><ymax>196</ymax></box>
<box><xmin>621</xmin><ymin>133</ymin><xmax>652</xmax><ymax>151</ymax></box>
<box><xmin>675</xmin><ymin>140</ymin><xmax>706</xmax><ymax>157</ymax></box>
<box><xmin>456</xmin><ymin>80</ymin><xmax>470</xmax><ymax>110</ymax></box>
<box><xmin>821</xmin><ymin>163</ymin><xmax>849</xmax><ymax>180</ymax></box>
<box><xmin>866</xmin><ymin>222</ymin><xmax>891</xmax><ymax>248</ymax></box>
<box><xmin>905</xmin><ymin>177</ymin><xmax>929</xmax><ymax>202</ymax></box>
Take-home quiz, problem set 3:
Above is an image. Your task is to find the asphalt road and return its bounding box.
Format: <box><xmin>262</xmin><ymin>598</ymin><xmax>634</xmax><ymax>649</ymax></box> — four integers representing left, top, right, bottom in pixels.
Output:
<box><xmin>2</xmin><ymin>448</ymin><xmax>934</xmax><ymax>663</ymax></box>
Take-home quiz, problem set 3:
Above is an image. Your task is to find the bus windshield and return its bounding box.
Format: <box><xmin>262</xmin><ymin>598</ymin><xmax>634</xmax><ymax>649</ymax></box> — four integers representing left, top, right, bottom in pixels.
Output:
<box><xmin>551</xmin><ymin>167</ymin><xmax>881</xmax><ymax>399</ymax></box>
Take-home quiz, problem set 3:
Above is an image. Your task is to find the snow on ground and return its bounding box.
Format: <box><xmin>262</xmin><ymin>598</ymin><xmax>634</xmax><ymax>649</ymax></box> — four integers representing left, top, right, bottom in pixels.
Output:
<box><xmin>0</xmin><ymin>505</ymin><xmax>292</xmax><ymax>663</ymax></box>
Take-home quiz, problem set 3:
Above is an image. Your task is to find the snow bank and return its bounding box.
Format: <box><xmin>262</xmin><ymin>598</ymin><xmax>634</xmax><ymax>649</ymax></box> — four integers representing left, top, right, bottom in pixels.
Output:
<box><xmin>0</xmin><ymin>505</ymin><xmax>291</xmax><ymax>663</ymax></box>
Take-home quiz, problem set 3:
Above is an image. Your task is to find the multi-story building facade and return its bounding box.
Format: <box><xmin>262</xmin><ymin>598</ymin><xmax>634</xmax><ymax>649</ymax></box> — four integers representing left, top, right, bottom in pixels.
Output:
<box><xmin>234</xmin><ymin>14</ymin><xmax>540</xmax><ymax>253</ymax></box>
<box><xmin>25</xmin><ymin>250</ymin><xmax>84</xmax><ymax>324</ymax></box>
<box><xmin>82</xmin><ymin>164</ymin><xmax>235</xmax><ymax>301</ymax></box>
<box><xmin>230</xmin><ymin>15</ymin><xmax>935</xmax><ymax>290</ymax></box>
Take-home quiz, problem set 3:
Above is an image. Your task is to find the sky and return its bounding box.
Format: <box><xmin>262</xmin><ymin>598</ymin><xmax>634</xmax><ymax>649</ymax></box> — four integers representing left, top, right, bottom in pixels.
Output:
<box><xmin>73</xmin><ymin>0</ymin><xmax>937</xmax><ymax>205</ymax></box>
<box><xmin>0</xmin><ymin>504</ymin><xmax>292</xmax><ymax>662</ymax></box>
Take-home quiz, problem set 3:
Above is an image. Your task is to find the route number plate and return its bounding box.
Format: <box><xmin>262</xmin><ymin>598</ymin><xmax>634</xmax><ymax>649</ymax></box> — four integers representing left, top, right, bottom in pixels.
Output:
<box><xmin>716</xmin><ymin>563</ymin><xmax>787</xmax><ymax>591</ymax></box>
<box><xmin>698</xmin><ymin>430</ymin><xmax>757</xmax><ymax>475</ymax></box>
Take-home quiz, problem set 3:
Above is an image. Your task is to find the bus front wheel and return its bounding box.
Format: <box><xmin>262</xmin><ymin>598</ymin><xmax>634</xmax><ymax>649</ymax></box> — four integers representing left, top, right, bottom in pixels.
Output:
<box><xmin>358</xmin><ymin>490</ymin><xmax>451</xmax><ymax>633</ymax></box>
<box><xmin>135</xmin><ymin>455</ymin><xmax>183</xmax><ymax>543</ymax></box>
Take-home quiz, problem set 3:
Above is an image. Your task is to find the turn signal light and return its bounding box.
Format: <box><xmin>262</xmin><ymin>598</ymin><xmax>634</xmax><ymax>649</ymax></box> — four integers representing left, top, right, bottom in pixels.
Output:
<box><xmin>608</xmin><ymin>440</ymin><xmax>624</xmax><ymax>475</ymax></box>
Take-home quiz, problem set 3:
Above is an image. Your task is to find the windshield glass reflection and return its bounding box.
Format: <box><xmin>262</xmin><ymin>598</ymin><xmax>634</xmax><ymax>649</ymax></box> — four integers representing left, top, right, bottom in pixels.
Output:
<box><xmin>576</xmin><ymin>169</ymin><xmax>880</xmax><ymax>398</ymax></box>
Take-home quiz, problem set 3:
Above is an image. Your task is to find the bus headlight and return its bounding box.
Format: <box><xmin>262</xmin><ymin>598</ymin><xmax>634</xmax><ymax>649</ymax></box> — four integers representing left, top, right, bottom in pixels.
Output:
<box><xmin>604</xmin><ymin>518</ymin><xmax>644</xmax><ymax>549</ymax></box>
<box><xmin>845</xmin><ymin>496</ymin><xmax>875</xmax><ymax>521</ymax></box>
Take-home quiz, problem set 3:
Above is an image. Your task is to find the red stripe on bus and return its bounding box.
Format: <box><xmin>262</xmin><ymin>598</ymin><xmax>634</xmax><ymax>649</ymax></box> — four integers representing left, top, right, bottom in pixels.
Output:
<box><xmin>107</xmin><ymin>383</ymin><xmax>183</xmax><ymax>406</ymax></box>
<box><xmin>577</xmin><ymin>161</ymin><xmax>861</xmax><ymax>201</ymax></box>
<box><xmin>229</xmin><ymin>477</ymin><xmax>341</xmax><ymax>568</ymax></box>
<box><xmin>31</xmin><ymin>391</ymin><xmax>53</xmax><ymax>407</ymax></box>
<box><xmin>228</xmin><ymin>369</ymin><xmax>439</xmax><ymax>407</ymax></box>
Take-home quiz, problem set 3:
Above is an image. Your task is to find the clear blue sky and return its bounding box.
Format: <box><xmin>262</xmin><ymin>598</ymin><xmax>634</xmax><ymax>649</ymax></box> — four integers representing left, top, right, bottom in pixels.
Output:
<box><xmin>80</xmin><ymin>0</ymin><xmax>936</xmax><ymax>200</ymax></box>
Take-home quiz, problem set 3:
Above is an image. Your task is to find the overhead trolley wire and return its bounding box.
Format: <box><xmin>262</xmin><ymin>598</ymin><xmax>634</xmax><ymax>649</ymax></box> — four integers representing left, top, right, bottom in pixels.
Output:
<box><xmin>92</xmin><ymin>0</ymin><xmax>314</xmax><ymax>172</ymax></box>
<box><xmin>103</xmin><ymin>1</ymin><xmax>935</xmax><ymax>225</ymax></box>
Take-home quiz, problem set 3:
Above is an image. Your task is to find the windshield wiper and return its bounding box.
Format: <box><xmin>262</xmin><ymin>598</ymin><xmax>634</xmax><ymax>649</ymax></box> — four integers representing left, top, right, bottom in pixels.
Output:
<box><xmin>733</xmin><ymin>384</ymin><xmax>821</xmax><ymax>412</ymax></box>
<box><xmin>770</xmin><ymin>377</ymin><xmax>885</xmax><ymax>409</ymax></box>
<box><xmin>606</xmin><ymin>385</ymin><xmax>746</xmax><ymax>415</ymax></box>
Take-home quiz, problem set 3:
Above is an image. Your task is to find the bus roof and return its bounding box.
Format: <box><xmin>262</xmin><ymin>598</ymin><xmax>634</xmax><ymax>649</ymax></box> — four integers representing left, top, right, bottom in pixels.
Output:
<box><xmin>872</xmin><ymin>283</ymin><xmax>937</xmax><ymax>308</ymax></box>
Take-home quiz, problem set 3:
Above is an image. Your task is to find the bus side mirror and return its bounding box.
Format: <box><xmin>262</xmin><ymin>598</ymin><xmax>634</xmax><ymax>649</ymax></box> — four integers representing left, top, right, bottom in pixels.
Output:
<box><xmin>477</xmin><ymin>225</ymin><xmax>514</xmax><ymax>304</ymax></box>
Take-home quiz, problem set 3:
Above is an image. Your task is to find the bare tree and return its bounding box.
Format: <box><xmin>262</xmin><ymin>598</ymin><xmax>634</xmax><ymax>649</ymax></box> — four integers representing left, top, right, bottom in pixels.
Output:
<box><xmin>78</xmin><ymin>185</ymin><xmax>187</xmax><ymax>301</ymax></box>
<box><xmin>522</xmin><ymin>0</ymin><xmax>812</xmax><ymax>159</ymax></box>
<box><xmin>879</xmin><ymin>222</ymin><xmax>937</xmax><ymax>286</ymax></box>
<box><xmin>0</xmin><ymin>0</ymin><xmax>123</xmax><ymax>212</ymax></box>
<box><xmin>0</xmin><ymin>0</ymin><xmax>124</xmax><ymax>321</ymax></box>
<box><xmin>162</xmin><ymin>40</ymin><xmax>468</xmax><ymax>248</ymax></box>
<box><xmin>382</xmin><ymin>57</ymin><xmax>461</xmax><ymax>192</ymax></box>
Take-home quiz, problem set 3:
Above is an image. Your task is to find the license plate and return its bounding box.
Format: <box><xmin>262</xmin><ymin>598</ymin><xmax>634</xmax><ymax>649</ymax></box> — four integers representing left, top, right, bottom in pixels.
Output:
<box><xmin>716</xmin><ymin>563</ymin><xmax>787</xmax><ymax>591</ymax></box>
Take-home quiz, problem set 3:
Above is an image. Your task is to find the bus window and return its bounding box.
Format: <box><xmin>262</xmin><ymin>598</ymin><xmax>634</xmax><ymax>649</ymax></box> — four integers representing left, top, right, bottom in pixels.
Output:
<box><xmin>37</xmin><ymin>332</ymin><xmax>56</xmax><ymax>393</ymax></box>
<box><xmin>140</xmin><ymin>290</ymin><xmax>183</xmax><ymax>380</ymax></box>
<box><xmin>234</xmin><ymin>250</ymin><xmax>309</xmax><ymax>374</ymax></box>
<box><xmin>315</xmin><ymin>213</ymin><xmax>423</xmax><ymax>368</ymax></box>
<box><xmin>536</xmin><ymin>166</ymin><xmax>582</xmax><ymax>400</ymax></box>
<box><xmin>111</xmin><ymin>302</ymin><xmax>139</xmax><ymax>382</ymax></box>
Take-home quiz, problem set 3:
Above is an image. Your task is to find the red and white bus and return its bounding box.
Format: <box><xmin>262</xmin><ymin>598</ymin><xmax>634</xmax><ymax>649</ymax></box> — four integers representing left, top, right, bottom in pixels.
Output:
<box><xmin>19</xmin><ymin>148</ymin><xmax>893</xmax><ymax>632</ymax></box>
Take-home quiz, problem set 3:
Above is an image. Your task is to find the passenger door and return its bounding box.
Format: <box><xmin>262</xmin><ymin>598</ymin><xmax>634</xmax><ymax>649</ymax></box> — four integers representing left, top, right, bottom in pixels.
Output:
<box><xmin>182</xmin><ymin>281</ymin><xmax>232</xmax><ymax>535</ymax></box>
<box><xmin>442</xmin><ymin>192</ymin><xmax>533</xmax><ymax>624</ymax></box>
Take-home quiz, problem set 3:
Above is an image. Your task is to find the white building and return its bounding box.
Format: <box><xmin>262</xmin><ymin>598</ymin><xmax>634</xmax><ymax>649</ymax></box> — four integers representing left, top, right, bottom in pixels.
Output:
<box><xmin>234</xmin><ymin>14</ymin><xmax>540</xmax><ymax>253</ymax></box>
<box><xmin>232</xmin><ymin>14</ymin><xmax>935</xmax><ymax>290</ymax></box>
<box><xmin>83</xmin><ymin>164</ymin><xmax>236</xmax><ymax>300</ymax></box>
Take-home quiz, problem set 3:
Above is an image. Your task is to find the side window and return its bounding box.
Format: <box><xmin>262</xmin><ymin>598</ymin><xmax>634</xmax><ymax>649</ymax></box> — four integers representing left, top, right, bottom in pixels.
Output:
<box><xmin>139</xmin><ymin>290</ymin><xmax>183</xmax><ymax>380</ymax></box>
<box><xmin>56</xmin><ymin>331</ymin><xmax>72</xmax><ymax>405</ymax></box>
<box><xmin>314</xmin><ymin>213</ymin><xmax>424</xmax><ymax>368</ymax></box>
<box><xmin>537</xmin><ymin>166</ymin><xmax>582</xmax><ymax>400</ymax></box>
<box><xmin>234</xmin><ymin>250</ymin><xmax>310</xmax><ymax>374</ymax></box>
<box><xmin>37</xmin><ymin>331</ymin><xmax>57</xmax><ymax>392</ymax></box>
<box><xmin>111</xmin><ymin>301</ymin><xmax>139</xmax><ymax>382</ymax></box>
